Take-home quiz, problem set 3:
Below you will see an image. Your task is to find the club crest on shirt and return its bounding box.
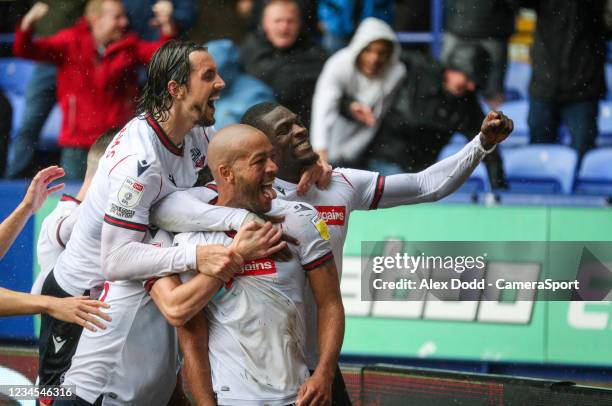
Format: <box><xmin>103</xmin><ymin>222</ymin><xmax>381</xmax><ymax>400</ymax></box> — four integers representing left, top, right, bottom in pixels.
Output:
<box><xmin>311</xmin><ymin>214</ymin><xmax>330</xmax><ymax>241</ymax></box>
<box><xmin>190</xmin><ymin>147</ymin><xmax>206</xmax><ymax>168</ymax></box>
<box><xmin>117</xmin><ymin>176</ymin><xmax>144</xmax><ymax>208</ymax></box>
<box><xmin>314</xmin><ymin>205</ymin><xmax>346</xmax><ymax>226</ymax></box>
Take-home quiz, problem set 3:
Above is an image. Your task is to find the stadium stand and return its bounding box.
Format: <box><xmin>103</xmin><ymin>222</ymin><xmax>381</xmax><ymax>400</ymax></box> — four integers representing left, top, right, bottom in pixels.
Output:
<box><xmin>0</xmin><ymin>58</ymin><xmax>35</xmax><ymax>96</ymax></box>
<box><xmin>0</xmin><ymin>58</ymin><xmax>61</xmax><ymax>151</ymax></box>
<box><xmin>496</xmin><ymin>100</ymin><xmax>529</xmax><ymax>147</ymax></box>
<box><xmin>504</xmin><ymin>61</ymin><xmax>531</xmax><ymax>101</ymax></box>
<box><xmin>597</xmin><ymin>100</ymin><xmax>612</xmax><ymax>147</ymax></box>
<box><xmin>438</xmin><ymin>143</ymin><xmax>491</xmax><ymax>193</ymax></box>
<box><xmin>502</xmin><ymin>145</ymin><xmax>578</xmax><ymax>194</ymax></box>
<box><xmin>575</xmin><ymin>148</ymin><xmax>612</xmax><ymax>196</ymax></box>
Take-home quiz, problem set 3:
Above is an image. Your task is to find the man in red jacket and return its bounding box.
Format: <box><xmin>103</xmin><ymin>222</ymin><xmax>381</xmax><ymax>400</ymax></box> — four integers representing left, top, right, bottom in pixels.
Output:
<box><xmin>14</xmin><ymin>0</ymin><xmax>176</xmax><ymax>179</ymax></box>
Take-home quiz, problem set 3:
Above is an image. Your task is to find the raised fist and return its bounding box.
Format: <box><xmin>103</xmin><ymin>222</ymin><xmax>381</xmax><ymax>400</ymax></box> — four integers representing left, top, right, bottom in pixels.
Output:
<box><xmin>21</xmin><ymin>2</ymin><xmax>49</xmax><ymax>31</ymax></box>
<box><xmin>480</xmin><ymin>110</ymin><xmax>514</xmax><ymax>150</ymax></box>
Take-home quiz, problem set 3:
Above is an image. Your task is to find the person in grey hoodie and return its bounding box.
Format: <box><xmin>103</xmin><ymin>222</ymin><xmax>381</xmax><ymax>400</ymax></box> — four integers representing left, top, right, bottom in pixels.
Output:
<box><xmin>310</xmin><ymin>17</ymin><xmax>406</xmax><ymax>168</ymax></box>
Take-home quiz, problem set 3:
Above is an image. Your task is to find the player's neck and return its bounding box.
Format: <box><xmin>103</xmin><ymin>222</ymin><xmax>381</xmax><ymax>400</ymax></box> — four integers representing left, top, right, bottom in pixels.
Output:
<box><xmin>276</xmin><ymin>168</ymin><xmax>301</xmax><ymax>185</ymax></box>
<box><xmin>158</xmin><ymin>110</ymin><xmax>192</xmax><ymax>146</ymax></box>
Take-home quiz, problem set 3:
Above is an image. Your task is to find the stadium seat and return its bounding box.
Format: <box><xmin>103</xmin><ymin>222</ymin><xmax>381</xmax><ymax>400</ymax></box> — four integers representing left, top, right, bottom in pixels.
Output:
<box><xmin>4</xmin><ymin>92</ymin><xmax>24</xmax><ymax>139</ymax></box>
<box><xmin>597</xmin><ymin>100</ymin><xmax>612</xmax><ymax>147</ymax></box>
<box><xmin>0</xmin><ymin>58</ymin><xmax>35</xmax><ymax>96</ymax></box>
<box><xmin>504</xmin><ymin>62</ymin><xmax>531</xmax><ymax>101</ymax></box>
<box><xmin>495</xmin><ymin>192</ymin><xmax>609</xmax><ymax>208</ymax></box>
<box><xmin>448</xmin><ymin>133</ymin><xmax>467</xmax><ymax>145</ymax></box>
<box><xmin>39</xmin><ymin>104</ymin><xmax>62</xmax><ymax>151</ymax></box>
<box><xmin>5</xmin><ymin>91</ymin><xmax>61</xmax><ymax>151</ymax></box>
<box><xmin>606</xmin><ymin>63</ymin><xmax>612</xmax><ymax>100</ymax></box>
<box><xmin>502</xmin><ymin>145</ymin><xmax>578</xmax><ymax>194</ymax></box>
<box><xmin>438</xmin><ymin>143</ymin><xmax>490</xmax><ymax>193</ymax></box>
<box><xmin>497</xmin><ymin>100</ymin><xmax>529</xmax><ymax>147</ymax></box>
<box><xmin>575</xmin><ymin>148</ymin><xmax>612</xmax><ymax>195</ymax></box>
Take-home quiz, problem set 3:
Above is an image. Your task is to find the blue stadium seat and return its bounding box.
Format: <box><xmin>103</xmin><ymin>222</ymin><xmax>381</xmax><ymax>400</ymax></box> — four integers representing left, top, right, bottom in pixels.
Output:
<box><xmin>497</xmin><ymin>100</ymin><xmax>529</xmax><ymax>147</ymax></box>
<box><xmin>504</xmin><ymin>62</ymin><xmax>531</xmax><ymax>101</ymax></box>
<box><xmin>606</xmin><ymin>63</ymin><xmax>612</xmax><ymax>100</ymax></box>
<box><xmin>495</xmin><ymin>192</ymin><xmax>609</xmax><ymax>208</ymax></box>
<box><xmin>438</xmin><ymin>143</ymin><xmax>490</xmax><ymax>193</ymax></box>
<box><xmin>448</xmin><ymin>133</ymin><xmax>467</xmax><ymax>145</ymax></box>
<box><xmin>575</xmin><ymin>148</ymin><xmax>612</xmax><ymax>195</ymax></box>
<box><xmin>39</xmin><ymin>104</ymin><xmax>62</xmax><ymax>151</ymax></box>
<box><xmin>4</xmin><ymin>92</ymin><xmax>24</xmax><ymax>139</ymax></box>
<box><xmin>5</xmin><ymin>92</ymin><xmax>61</xmax><ymax>151</ymax></box>
<box><xmin>597</xmin><ymin>100</ymin><xmax>612</xmax><ymax>147</ymax></box>
<box><xmin>0</xmin><ymin>58</ymin><xmax>35</xmax><ymax>96</ymax></box>
<box><xmin>502</xmin><ymin>145</ymin><xmax>578</xmax><ymax>194</ymax></box>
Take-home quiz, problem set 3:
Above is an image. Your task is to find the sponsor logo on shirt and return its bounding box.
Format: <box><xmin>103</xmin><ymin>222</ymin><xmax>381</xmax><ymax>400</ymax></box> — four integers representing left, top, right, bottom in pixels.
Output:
<box><xmin>240</xmin><ymin>259</ymin><xmax>277</xmax><ymax>276</ymax></box>
<box><xmin>311</xmin><ymin>214</ymin><xmax>330</xmax><ymax>241</ymax></box>
<box><xmin>110</xmin><ymin>203</ymin><xmax>135</xmax><ymax>218</ymax></box>
<box><xmin>117</xmin><ymin>177</ymin><xmax>145</xmax><ymax>208</ymax></box>
<box><xmin>314</xmin><ymin>205</ymin><xmax>346</xmax><ymax>226</ymax></box>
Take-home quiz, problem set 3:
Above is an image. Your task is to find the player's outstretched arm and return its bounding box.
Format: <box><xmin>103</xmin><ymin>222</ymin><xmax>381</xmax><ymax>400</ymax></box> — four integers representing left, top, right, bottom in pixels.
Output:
<box><xmin>0</xmin><ymin>166</ymin><xmax>64</xmax><ymax>259</ymax></box>
<box><xmin>298</xmin><ymin>260</ymin><xmax>345</xmax><ymax>406</ymax></box>
<box><xmin>0</xmin><ymin>287</ymin><xmax>110</xmax><ymax>331</ymax></box>
<box><xmin>376</xmin><ymin>111</ymin><xmax>513</xmax><ymax>208</ymax></box>
<box><xmin>149</xmin><ymin>274</ymin><xmax>222</xmax><ymax>327</ymax></box>
<box><xmin>177</xmin><ymin>312</ymin><xmax>217</xmax><ymax>406</ymax></box>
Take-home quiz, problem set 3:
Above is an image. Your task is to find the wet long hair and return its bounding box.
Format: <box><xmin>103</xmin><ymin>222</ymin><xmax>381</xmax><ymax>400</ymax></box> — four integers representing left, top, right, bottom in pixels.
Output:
<box><xmin>137</xmin><ymin>40</ymin><xmax>207</xmax><ymax>122</ymax></box>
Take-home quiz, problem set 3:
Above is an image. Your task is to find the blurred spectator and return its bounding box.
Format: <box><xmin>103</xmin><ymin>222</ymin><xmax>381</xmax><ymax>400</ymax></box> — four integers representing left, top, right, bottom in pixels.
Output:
<box><xmin>5</xmin><ymin>0</ymin><xmax>86</xmax><ymax>179</ymax></box>
<box><xmin>367</xmin><ymin>43</ymin><xmax>507</xmax><ymax>189</ymax></box>
<box><xmin>237</xmin><ymin>0</ymin><xmax>319</xmax><ymax>38</ymax></box>
<box><xmin>441</xmin><ymin>0</ymin><xmax>519</xmax><ymax>108</ymax></box>
<box><xmin>318</xmin><ymin>0</ymin><xmax>395</xmax><ymax>53</ymax></box>
<box><xmin>124</xmin><ymin>0</ymin><xmax>197</xmax><ymax>40</ymax></box>
<box><xmin>0</xmin><ymin>91</ymin><xmax>11</xmax><ymax>177</ymax></box>
<box><xmin>525</xmin><ymin>0</ymin><xmax>607</xmax><ymax>160</ymax></box>
<box><xmin>310</xmin><ymin>18</ymin><xmax>405</xmax><ymax>167</ymax></box>
<box><xmin>240</xmin><ymin>0</ymin><xmax>327</xmax><ymax>128</ymax></box>
<box><xmin>206</xmin><ymin>39</ymin><xmax>275</xmax><ymax>129</ymax></box>
<box><xmin>12</xmin><ymin>0</ymin><xmax>175</xmax><ymax>179</ymax></box>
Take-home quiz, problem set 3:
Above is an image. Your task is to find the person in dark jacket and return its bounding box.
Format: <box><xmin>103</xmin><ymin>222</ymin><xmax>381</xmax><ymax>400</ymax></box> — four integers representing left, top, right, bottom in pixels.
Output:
<box><xmin>442</xmin><ymin>0</ymin><xmax>520</xmax><ymax>108</ymax></box>
<box><xmin>239</xmin><ymin>0</ymin><xmax>327</xmax><ymax>128</ymax></box>
<box><xmin>364</xmin><ymin>43</ymin><xmax>507</xmax><ymax>189</ymax></box>
<box><xmin>525</xmin><ymin>0</ymin><xmax>606</xmax><ymax>160</ymax></box>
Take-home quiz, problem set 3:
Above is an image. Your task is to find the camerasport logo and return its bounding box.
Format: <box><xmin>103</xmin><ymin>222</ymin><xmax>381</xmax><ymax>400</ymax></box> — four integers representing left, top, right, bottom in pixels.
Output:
<box><xmin>240</xmin><ymin>259</ymin><xmax>277</xmax><ymax>276</ymax></box>
<box><xmin>315</xmin><ymin>206</ymin><xmax>346</xmax><ymax>226</ymax></box>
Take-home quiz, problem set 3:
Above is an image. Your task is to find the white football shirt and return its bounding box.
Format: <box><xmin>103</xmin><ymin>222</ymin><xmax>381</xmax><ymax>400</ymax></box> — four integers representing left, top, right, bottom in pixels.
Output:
<box><xmin>63</xmin><ymin>228</ymin><xmax>180</xmax><ymax>406</ymax></box>
<box><xmin>53</xmin><ymin>115</ymin><xmax>216</xmax><ymax>297</ymax></box>
<box><xmin>33</xmin><ymin>194</ymin><xmax>81</xmax><ymax>295</ymax></box>
<box><xmin>175</xmin><ymin>199</ymin><xmax>333</xmax><ymax>406</ymax></box>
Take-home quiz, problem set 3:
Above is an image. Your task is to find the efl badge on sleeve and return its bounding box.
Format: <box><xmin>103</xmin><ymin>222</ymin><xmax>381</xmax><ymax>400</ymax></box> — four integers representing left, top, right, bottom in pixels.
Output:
<box><xmin>311</xmin><ymin>215</ymin><xmax>330</xmax><ymax>241</ymax></box>
<box><xmin>118</xmin><ymin>177</ymin><xmax>145</xmax><ymax>208</ymax></box>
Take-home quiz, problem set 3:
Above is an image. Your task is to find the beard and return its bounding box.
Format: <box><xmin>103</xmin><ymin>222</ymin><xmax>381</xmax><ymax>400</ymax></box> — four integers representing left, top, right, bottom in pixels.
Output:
<box><xmin>234</xmin><ymin>174</ymin><xmax>272</xmax><ymax>215</ymax></box>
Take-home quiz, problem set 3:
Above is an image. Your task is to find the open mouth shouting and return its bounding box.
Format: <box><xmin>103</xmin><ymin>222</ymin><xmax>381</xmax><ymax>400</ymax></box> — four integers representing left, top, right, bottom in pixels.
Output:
<box><xmin>261</xmin><ymin>180</ymin><xmax>277</xmax><ymax>202</ymax></box>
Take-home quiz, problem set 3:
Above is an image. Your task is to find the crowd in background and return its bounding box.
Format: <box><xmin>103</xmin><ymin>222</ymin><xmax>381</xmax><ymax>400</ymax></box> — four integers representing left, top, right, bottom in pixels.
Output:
<box><xmin>0</xmin><ymin>0</ymin><xmax>609</xmax><ymax>190</ymax></box>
